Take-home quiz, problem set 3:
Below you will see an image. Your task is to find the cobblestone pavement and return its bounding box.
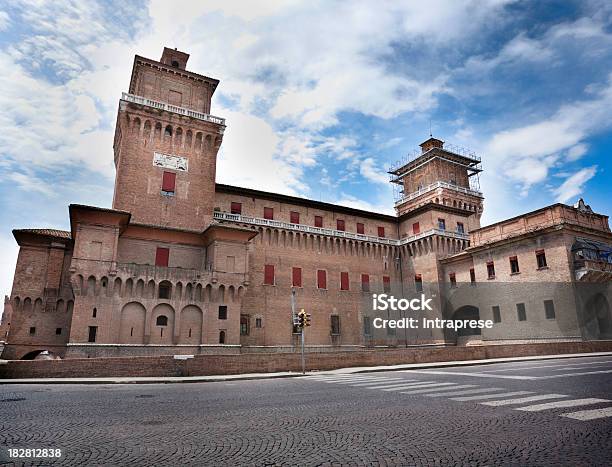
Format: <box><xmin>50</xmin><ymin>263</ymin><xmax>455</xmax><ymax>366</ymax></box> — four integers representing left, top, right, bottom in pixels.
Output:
<box><xmin>1</xmin><ymin>355</ymin><xmax>611</xmax><ymax>466</ymax></box>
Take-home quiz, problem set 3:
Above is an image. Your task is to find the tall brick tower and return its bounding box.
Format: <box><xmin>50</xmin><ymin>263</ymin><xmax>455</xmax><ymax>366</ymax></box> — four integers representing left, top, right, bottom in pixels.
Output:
<box><xmin>112</xmin><ymin>47</ymin><xmax>226</xmax><ymax>231</ymax></box>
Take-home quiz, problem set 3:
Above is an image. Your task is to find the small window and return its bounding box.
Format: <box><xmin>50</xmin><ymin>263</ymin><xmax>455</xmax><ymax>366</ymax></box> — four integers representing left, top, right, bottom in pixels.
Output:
<box><xmin>164</xmin><ymin>125</ymin><xmax>172</xmax><ymax>137</ymax></box>
<box><xmin>363</xmin><ymin>317</ymin><xmax>372</xmax><ymax>336</ymax></box>
<box><xmin>92</xmin><ymin>307</ymin><xmax>97</xmax><ymax>318</ymax></box>
<box><xmin>317</xmin><ymin>269</ymin><xmax>327</xmax><ymax>289</ymax></box>
<box><xmin>536</xmin><ymin>250</ymin><xmax>547</xmax><ymax>269</ymax></box>
<box><xmin>88</xmin><ymin>326</ymin><xmax>97</xmax><ymax>343</ymax></box>
<box><xmin>230</xmin><ymin>202</ymin><xmax>242</xmax><ymax>214</ymax></box>
<box><xmin>456</xmin><ymin>222</ymin><xmax>464</xmax><ymax>234</ymax></box>
<box><xmin>361</xmin><ymin>274</ymin><xmax>370</xmax><ymax>292</ymax></box>
<box><xmin>469</xmin><ymin>268</ymin><xmax>476</xmax><ymax>285</ymax></box>
<box><xmin>356</xmin><ymin>222</ymin><xmax>365</xmax><ymax>234</ymax></box>
<box><xmin>56</xmin><ymin>327</ymin><xmax>62</xmax><ymax>335</ymax></box>
<box><xmin>219</xmin><ymin>330</ymin><xmax>226</xmax><ymax>344</ymax></box>
<box><xmin>412</xmin><ymin>222</ymin><xmax>420</xmax><ymax>235</ymax></box>
<box><xmin>340</xmin><ymin>272</ymin><xmax>349</xmax><ymax>291</ymax></box>
<box><xmin>255</xmin><ymin>318</ymin><xmax>262</xmax><ymax>328</ymax></box>
<box><xmin>383</xmin><ymin>276</ymin><xmax>391</xmax><ymax>293</ymax></box>
<box><xmin>510</xmin><ymin>256</ymin><xmax>520</xmax><ymax>274</ymax></box>
<box><xmin>336</xmin><ymin>219</ymin><xmax>345</xmax><ymax>231</ymax></box>
<box><xmin>218</xmin><ymin>305</ymin><xmax>227</xmax><ymax>320</ymax></box>
<box><xmin>155</xmin><ymin>247</ymin><xmax>169</xmax><ymax>267</ymax></box>
<box><xmin>377</xmin><ymin>226</ymin><xmax>385</xmax><ymax>238</ymax></box>
<box><xmin>161</xmin><ymin>171</ymin><xmax>176</xmax><ymax>195</ymax></box>
<box><xmin>240</xmin><ymin>315</ymin><xmax>249</xmax><ymax>336</ymax></box>
<box><xmin>158</xmin><ymin>282</ymin><xmax>171</xmax><ymax>299</ymax></box>
<box><xmin>29</xmin><ymin>326</ymin><xmax>36</xmax><ymax>335</ymax></box>
<box><xmin>487</xmin><ymin>262</ymin><xmax>495</xmax><ymax>279</ymax></box>
<box><xmin>449</xmin><ymin>273</ymin><xmax>457</xmax><ymax>288</ymax></box>
<box><xmin>290</xmin><ymin>211</ymin><xmax>300</xmax><ymax>224</ymax></box>
<box><xmin>544</xmin><ymin>300</ymin><xmax>556</xmax><ymax>319</ymax></box>
<box><xmin>156</xmin><ymin>315</ymin><xmax>168</xmax><ymax>326</ymax></box>
<box><xmin>516</xmin><ymin>303</ymin><xmax>527</xmax><ymax>321</ymax></box>
<box><xmin>263</xmin><ymin>207</ymin><xmax>274</xmax><ymax>220</ymax></box>
<box><xmin>415</xmin><ymin>274</ymin><xmax>423</xmax><ymax>292</ymax></box>
<box><xmin>171</xmin><ymin>60</ymin><xmax>179</xmax><ymax>67</ymax></box>
<box><xmin>314</xmin><ymin>215</ymin><xmax>323</xmax><ymax>228</ymax></box>
<box><xmin>264</xmin><ymin>264</ymin><xmax>275</xmax><ymax>285</ymax></box>
<box><xmin>492</xmin><ymin>306</ymin><xmax>501</xmax><ymax>323</ymax></box>
<box><xmin>438</xmin><ymin>218</ymin><xmax>446</xmax><ymax>230</ymax></box>
<box><xmin>292</xmin><ymin>267</ymin><xmax>302</xmax><ymax>287</ymax></box>
<box><xmin>331</xmin><ymin>315</ymin><xmax>340</xmax><ymax>335</ymax></box>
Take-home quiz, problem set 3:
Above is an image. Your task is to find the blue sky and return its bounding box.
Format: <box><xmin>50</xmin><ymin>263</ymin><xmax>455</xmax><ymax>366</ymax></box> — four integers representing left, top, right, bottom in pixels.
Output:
<box><xmin>0</xmin><ymin>0</ymin><xmax>611</xmax><ymax>299</ymax></box>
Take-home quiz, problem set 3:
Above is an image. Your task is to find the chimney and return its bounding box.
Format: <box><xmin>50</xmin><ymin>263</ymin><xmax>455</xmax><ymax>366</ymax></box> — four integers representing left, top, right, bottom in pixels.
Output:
<box><xmin>419</xmin><ymin>137</ymin><xmax>444</xmax><ymax>153</ymax></box>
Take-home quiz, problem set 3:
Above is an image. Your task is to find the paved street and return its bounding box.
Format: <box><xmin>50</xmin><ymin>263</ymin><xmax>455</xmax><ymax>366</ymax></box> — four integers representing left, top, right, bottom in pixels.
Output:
<box><xmin>1</xmin><ymin>355</ymin><xmax>612</xmax><ymax>466</ymax></box>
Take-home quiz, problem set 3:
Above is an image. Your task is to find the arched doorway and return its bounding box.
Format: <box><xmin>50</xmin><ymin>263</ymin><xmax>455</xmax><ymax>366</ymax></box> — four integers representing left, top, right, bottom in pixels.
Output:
<box><xmin>453</xmin><ymin>305</ymin><xmax>481</xmax><ymax>337</ymax></box>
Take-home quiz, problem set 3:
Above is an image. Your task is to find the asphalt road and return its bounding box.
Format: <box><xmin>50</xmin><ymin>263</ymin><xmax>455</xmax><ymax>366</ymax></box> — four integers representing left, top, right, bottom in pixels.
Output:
<box><xmin>1</xmin><ymin>355</ymin><xmax>612</xmax><ymax>466</ymax></box>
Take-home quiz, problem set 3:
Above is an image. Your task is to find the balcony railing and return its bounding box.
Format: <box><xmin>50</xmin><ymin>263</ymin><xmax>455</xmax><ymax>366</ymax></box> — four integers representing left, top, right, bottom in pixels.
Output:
<box><xmin>395</xmin><ymin>181</ymin><xmax>483</xmax><ymax>206</ymax></box>
<box><xmin>121</xmin><ymin>93</ymin><xmax>226</xmax><ymax>127</ymax></box>
<box><xmin>213</xmin><ymin>212</ymin><xmax>470</xmax><ymax>246</ymax></box>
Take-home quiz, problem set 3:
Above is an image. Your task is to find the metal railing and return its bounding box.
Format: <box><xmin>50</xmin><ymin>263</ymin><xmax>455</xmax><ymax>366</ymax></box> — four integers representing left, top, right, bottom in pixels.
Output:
<box><xmin>388</xmin><ymin>144</ymin><xmax>481</xmax><ymax>174</ymax></box>
<box><xmin>394</xmin><ymin>181</ymin><xmax>483</xmax><ymax>206</ymax></box>
<box><xmin>121</xmin><ymin>93</ymin><xmax>226</xmax><ymax>127</ymax></box>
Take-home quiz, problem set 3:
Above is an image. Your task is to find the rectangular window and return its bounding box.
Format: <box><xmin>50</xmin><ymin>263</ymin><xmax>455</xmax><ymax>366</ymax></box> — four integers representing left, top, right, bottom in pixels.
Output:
<box><xmin>336</xmin><ymin>219</ymin><xmax>345</xmax><ymax>231</ymax></box>
<box><xmin>218</xmin><ymin>305</ymin><xmax>227</xmax><ymax>320</ymax></box>
<box><xmin>383</xmin><ymin>275</ymin><xmax>391</xmax><ymax>293</ymax></box>
<box><xmin>263</xmin><ymin>207</ymin><xmax>274</xmax><ymax>220</ymax></box>
<box><xmin>29</xmin><ymin>326</ymin><xmax>36</xmax><ymax>335</ymax></box>
<box><xmin>292</xmin><ymin>267</ymin><xmax>302</xmax><ymax>287</ymax></box>
<box><xmin>88</xmin><ymin>326</ymin><xmax>97</xmax><ymax>343</ymax></box>
<box><xmin>412</xmin><ymin>222</ymin><xmax>420</xmax><ymax>235</ymax></box>
<box><xmin>487</xmin><ymin>261</ymin><xmax>495</xmax><ymax>279</ymax></box>
<box><xmin>449</xmin><ymin>273</ymin><xmax>457</xmax><ymax>288</ymax></box>
<box><xmin>544</xmin><ymin>300</ymin><xmax>556</xmax><ymax>319</ymax></box>
<box><xmin>155</xmin><ymin>247</ymin><xmax>169</xmax><ymax>267</ymax></box>
<box><xmin>438</xmin><ymin>218</ymin><xmax>446</xmax><ymax>230</ymax></box>
<box><xmin>456</xmin><ymin>222</ymin><xmax>464</xmax><ymax>234</ymax></box>
<box><xmin>314</xmin><ymin>215</ymin><xmax>323</xmax><ymax>227</ymax></box>
<box><xmin>492</xmin><ymin>306</ymin><xmax>501</xmax><ymax>323</ymax></box>
<box><xmin>356</xmin><ymin>222</ymin><xmax>365</xmax><ymax>234</ymax></box>
<box><xmin>377</xmin><ymin>226</ymin><xmax>385</xmax><ymax>238</ymax></box>
<box><xmin>510</xmin><ymin>256</ymin><xmax>520</xmax><ymax>274</ymax></box>
<box><xmin>317</xmin><ymin>269</ymin><xmax>327</xmax><ymax>289</ymax></box>
<box><xmin>415</xmin><ymin>274</ymin><xmax>423</xmax><ymax>292</ymax></box>
<box><xmin>264</xmin><ymin>264</ymin><xmax>275</xmax><ymax>285</ymax></box>
<box><xmin>516</xmin><ymin>303</ymin><xmax>527</xmax><ymax>321</ymax></box>
<box><xmin>340</xmin><ymin>272</ymin><xmax>350</xmax><ymax>291</ymax></box>
<box><xmin>290</xmin><ymin>211</ymin><xmax>300</xmax><ymax>224</ymax></box>
<box><xmin>331</xmin><ymin>315</ymin><xmax>340</xmax><ymax>335</ymax></box>
<box><xmin>55</xmin><ymin>327</ymin><xmax>62</xmax><ymax>335</ymax></box>
<box><xmin>240</xmin><ymin>315</ymin><xmax>249</xmax><ymax>336</ymax></box>
<box><xmin>361</xmin><ymin>274</ymin><xmax>370</xmax><ymax>292</ymax></box>
<box><xmin>363</xmin><ymin>317</ymin><xmax>372</xmax><ymax>336</ymax></box>
<box><xmin>158</xmin><ymin>283</ymin><xmax>171</xmax><ymax>299</ymax></box>
<box><xmin>469</xmin><ymin>268</ymin><xmax>476</xmax><ymax>284</ymax></box>
<box><xmin>255</xmin><ymin>318</ymin><xmax>262</xmax><ymax>328</ymax></box>
<box><xmin>161</xmin><ymin>171</ymin><xmax>176</xmax><ymax>194</ymax></box>
<box><xmin>230</xmin><ymin>202</ymin><xmax>242</xmax><ymax>214</ymax></box>
<box><xmin>536</xmin><ymin>250</ymin><xmax>547</xmax><ymax>269</ymax></box>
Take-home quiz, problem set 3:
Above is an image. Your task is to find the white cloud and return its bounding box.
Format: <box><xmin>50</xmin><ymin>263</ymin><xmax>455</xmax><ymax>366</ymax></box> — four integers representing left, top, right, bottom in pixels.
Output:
<box><xmin>553</xmin><ymin>166</ymin><xmax>597</xmax><ymax>203</ymax></box>
<box><xmin>0</xmin><ymin>11</ymin><xmax>10</xmax><ymax>31</ymax></box>
<box><xmin>333</xmin><ymin>194</ymin><xmax>395</xmax><ymax>216</ymax></box>
<box><xmin>566</xmin><ymin>143</ymin><xmax>588</xmax><ymax>161</ymax></box>
<box><xmin>360</xmin><ymin>158</ymin><xmax>388</xmax><ymax>185</ymax></box>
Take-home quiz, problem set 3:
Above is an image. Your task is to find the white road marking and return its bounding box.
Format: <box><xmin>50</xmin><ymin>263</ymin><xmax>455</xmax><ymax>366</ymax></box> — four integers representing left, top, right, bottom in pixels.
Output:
<box><xmin>482</xmin><ymin>394</ymin><xmax>567</xmax><ymax>406</ymax></box>
<box><xmin>356</xmin><ymin>381</ymin><xmax>431</xmax><ymax>390</ymax></box>
<box><xmin>484</xmin><ymin>360</ymin><xmax>612</xmax><ymax>372</ymax></box>
<box><xmin>561</xmin><ymin>407</ymin><xmax>612</xmax><ymax>421</ymax></box>
<box><xmin>539</xmin><ymin>369</ymin><xmax>612</xmax><ymax>379</ymax></box>
<box><xmin>451</xmin><ymin>391</ymin><xmax>533</xmax><ymax>402</ymax></box>
<box><xmin>340</xmin><ymin>378</ymin><xmax>405</xmax><ymax>385</ymax></box>
<box><xmin>409</xmin><ymin>384</ymin><xmax>476</xmax><ymax>395</ymax></box>
<box><xmin>517</xmin><ymin>398</ymin><xmax>610</xmax><ymax>412</ymax></box>
<box><xmin>426</xmin><ymin>387</ymin><xmax>501</xmax><ymax>397</ymax></box>
<box><xmin>378</xmin><ymin>383</ymin><xmax>445</xmax><ymax>391</ymax></box>
<box><xmin>398</xmin><ymin>383</ymin><xmax>462</xmax><ymax>395</ymax></box>
<box><xmin>312</xmin><ymin>376</ymin><xmax>384</xmax><ymax>382</ymax></box>
<box><xmin>403</xmin><ymin>370</ymin><xmax>536</xmax><ymax>380</ymax></box>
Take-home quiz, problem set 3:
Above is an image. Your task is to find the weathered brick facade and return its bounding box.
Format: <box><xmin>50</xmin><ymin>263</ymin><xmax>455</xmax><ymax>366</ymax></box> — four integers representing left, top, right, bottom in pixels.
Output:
<box><xmin>2</xmin><ymin>48</ymin><xmax>611</xmax><ymax>360</ymax></box>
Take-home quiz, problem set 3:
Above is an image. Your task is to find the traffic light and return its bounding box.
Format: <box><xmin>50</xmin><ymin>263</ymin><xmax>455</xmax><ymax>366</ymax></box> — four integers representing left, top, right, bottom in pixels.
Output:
<box><xmin>297</xmin><ymin>309</ymin><xmax>306</xmax><ymax>328</ymax></box>
<box><xmin>305</xmin><ymin>313</ymin><xmax>312</xmax><ymax>327</ymax></box>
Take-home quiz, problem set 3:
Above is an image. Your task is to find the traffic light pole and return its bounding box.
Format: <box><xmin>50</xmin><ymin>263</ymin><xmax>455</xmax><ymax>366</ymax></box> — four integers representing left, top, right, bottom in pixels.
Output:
<box><xmin>301</xmin><ymin>327</ymin><xmax>305</xmax><ymax>375</ymax></box>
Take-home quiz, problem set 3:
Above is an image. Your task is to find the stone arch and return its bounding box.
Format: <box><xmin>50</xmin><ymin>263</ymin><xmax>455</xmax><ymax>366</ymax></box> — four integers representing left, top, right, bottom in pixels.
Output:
<box><xmin>154</xmin><ymin>122</ymin><xmax>162</xmax><ymax>140</ymax></box>
<box><xmin>119</xmin><ymin>301</ymin><xmax>146</xmax><ymax>344</ymax></box>
<box><xmin>204</xmin><ymin>284</ymin><xmax>212</xmax><ymax>302</ymax></box>
<box><xmin>136</xmin><ymin>279</ymin><xmax>144</xmax><ymax>298</ymax></box>
<box><xmin>164</xmin><ymin>124</ymin><xmax>172</xmax><ymax>143</ymax></box>
<box><xmin>179</xmin><ymin>305</ymin><xmax>203</xmax><ymax>344</ymax></box>
<box><xmin>113</xmin><ymin>277</ymin><xmax>122</xmax><ymax>297</ymax></box>
<box><xmin>204</xmin><ymin>134</ymin><xmax>212</xmax><ymax>150</ymax></box>
<box><xmin>150</xmin><ymin>303</ymin><xmax>175</xmax><ymax>344</ymax></box>
<box><xmin>175</xmin><ymin>127</ymin><xmax>183</xmax><ymax>148</ymax></box>
<box><xmin>132</xmin><ymin>117</ymin><xmax>141</xmax><ymax>134</ymax></box>
<box><xmin>185</xmin><ymin>282</ymin><xmax>193</xmax><ymax>301</ymax></box>
<box><xmin>100</xmin><ymin>276</ymin><xmax>109</xmax><ymax>296</ymax></box>
<box><xmin>214</xmin><ymin>136</ymin><xmax>222</xmax><ymax>148</ymax></box>
<box><xmin>195</xmin><ymin>283</ymin><xmax>203</xmax><ymax>301</ymax></box>
<box><xmin>147</xmin><ymin>279</ymin><xmax>156</xmax><ymax>299</ymax></box>
<box><xmin>175</xmin><ymin>282</ymin><xmax>183</xmax><ymax>301</ymax></box>
<box><xmin>56</xmin><ymin>299</ymin><xmax>65</xmax><ymax>313</ymax></box>
<box><xmin>66</xmin><ymin>300</ymin><xmax>74</xmax><ymax>314</ymax></box>
<box><xmin>23</xmin><ymin>297</ymin><xmax>32</xmax><ymax>312</ymax></box>
<box><xmin>87</xmin><ymin>276</ymin><xmax>96</xmax><ymax>296</ymax></box>
<box><xmin>143</xmin><ymin>120</ymin><xmax>152</xmax><ymax>141</ymax></box>
<box><xmin>228</xmin><ymin>285</ymin><xmax>235</xmax><ymax>302</ymax></box>
<box><xmin>34</xmin><ymin>298</ymin><xmax>43</xmax><ymax>313</ymax></box>
<box><xmin>158</xmin><ymin>280</ymin><xmax>172</xmax><ymax>299</ymax></box>
<box><xmin>13</xmin><ymin>296</ymin><xmax>20</xmax><ymax>309</ymax></box>
<box><xmin>453</xmin><ymin>305</ymin><xmax>481</xmax><ymax>337</ymax></box>
<box><xmin>219</xmin><ymin>330</ymin><xmax>226</xmax><ymax>344</ymax></box>
<box><xmin>124</xmin><ymin>278</ymin><xmax>133</xmax><ymax>298</ymax></box>
<box><xmin>217</xmin><ymin>285</ymin><xmax>225</xmax><ymax>303</ymax></box>
<box><xmin>237</xmin><ymin>286</ymin><xmax>245</xmax><ymax>299</ymax></box>
<box><xmin>195</xmin><ymin>132</ymin><xmax>203</xmax><ymax>152</ymax></box>
<box><xmin>185</xmin><ymin>129</ymin><xmax>193</xmax><ymax>148</ymax></box>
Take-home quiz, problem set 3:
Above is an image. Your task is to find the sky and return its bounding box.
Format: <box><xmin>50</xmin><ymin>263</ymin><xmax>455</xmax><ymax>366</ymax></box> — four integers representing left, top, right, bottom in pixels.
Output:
<box><xmin>0</xmin><ymin>0</ymin><xmax>611</xmax><ymax>301</ymax></box>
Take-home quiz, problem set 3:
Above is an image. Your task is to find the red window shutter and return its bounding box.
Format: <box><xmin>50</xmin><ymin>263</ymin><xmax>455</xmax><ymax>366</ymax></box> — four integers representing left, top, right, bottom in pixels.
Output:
<box><xmin>263</xmin><ymin>207</ymin><xmax>274</xmax><ymax>220</ymax></box>
<box><xmin>264</xmin><ymin>264</ymin><xmax>275</xmax><ymax>285</ymax></box>
<box><xmin>290</xmin><ymin>211</ymin><xmax>300</xmax><ymax>224</ymax></box>
<box><xmin>413</xmin><ymin>222</ymin><xmax>420</xmax><ymax>234</ymax></box>
<box><xmin>361</xmin><ymin>274</ymin><xmax>370</xmax><ymax>291</ymax></box>
<box><xmin>317</xmin><ymin>270</ymin><xmax>327</xmax><ymax>289</ymax></box>
<box><xmin>336</xmin><ymin>219</ymin><xmax>345</xmax><ymax>231</ymax></box>
<box><xmin>230</xmin><ymin>202</ymin><xmax>242</xmax><ymax>214</ymax></box>
<box><xmin>155</xmin><ymin>247</ymin><xmax>169</xmax><ymax>267</ymax></box>
<box><xmin>292</xmin><ymin>267</ymin><xmax>302</xmax><ymax>287</ymax></box>
<box><xmin>314</xmin><ymin>215</ymin><xmax>323</xmax><ymax>227</ymax></box>
<box><xmin>161</xmin><ymin>172</ymin><xmax>176</xmax><ymax>192</ymax></box>
<box><xmin>356</xmin><ymin>223</ymin><xmax>364</xmax><ymax>234</ymax></box>
<box><xmin>340</xmin><ymin>272</ymin><xmax>349</xmax><ymax>290</ymax></box>
<box><xmin>383</xmin><ymin>275</ymin><xmax>390</xmax><ymax>292</ymax></box>
<box><xmin>377</xmin><ymin>226</ymin><xmax>385</xmax><ymax>238</ymax></box>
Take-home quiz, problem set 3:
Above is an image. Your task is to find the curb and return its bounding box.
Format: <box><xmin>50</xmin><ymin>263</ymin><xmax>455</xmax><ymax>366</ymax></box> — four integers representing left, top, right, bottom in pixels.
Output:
<box><xmin>1</xmin><ymin>351</ymin><xmax>611</xmax><ymax>385</ymax></box>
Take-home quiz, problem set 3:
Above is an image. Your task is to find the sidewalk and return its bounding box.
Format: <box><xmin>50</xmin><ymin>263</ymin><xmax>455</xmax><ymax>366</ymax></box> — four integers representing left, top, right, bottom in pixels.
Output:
<box><xmin>2</xmin><ymin>351</ymin><xmax>611</xmax><ymax>385</ymax></box>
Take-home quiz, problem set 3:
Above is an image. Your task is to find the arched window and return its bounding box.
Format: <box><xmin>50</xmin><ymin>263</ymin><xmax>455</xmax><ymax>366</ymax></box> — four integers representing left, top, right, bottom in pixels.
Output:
<box><xmin>158</xmin><ymin>281</ymin><xmax>172</xmax><ymax>299</ymax></box>
<box><xmin>156</xmin><ymin>315</ymin><xmax>168</xmax><ymax>326</ymax></box>
<box><xmin>219</xmin><ymin>330</ymin><xmax>226</xmax><ymax>344</ymax></box>
<box><xmin>164</xmin><ymin>125</ymin><xmax>172</xmax><ymax>137</ymax></box>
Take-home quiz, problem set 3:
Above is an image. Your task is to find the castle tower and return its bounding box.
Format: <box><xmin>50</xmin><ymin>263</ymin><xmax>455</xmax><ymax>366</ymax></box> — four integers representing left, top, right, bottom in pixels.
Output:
<box><xmin>112</xmin><ymin>47</ymin><xmax>226</xmax><ymax>231</ymax></box>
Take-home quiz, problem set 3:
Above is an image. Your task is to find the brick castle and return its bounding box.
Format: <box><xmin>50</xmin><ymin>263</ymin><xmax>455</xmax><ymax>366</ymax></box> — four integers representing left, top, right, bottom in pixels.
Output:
<box><xmin>1</xmin><ymin>48</ymin><xmax>611</xmax><ymax>360</ymax></box>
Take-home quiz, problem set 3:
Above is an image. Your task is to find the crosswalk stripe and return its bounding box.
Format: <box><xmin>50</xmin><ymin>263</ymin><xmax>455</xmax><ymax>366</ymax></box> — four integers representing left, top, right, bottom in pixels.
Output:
<box><xmin>311</xmin><ymin>376</ymin><xmax>382</xmax><ymax>382</ymax></box>
<box><xmin>350</xmin><ymin>379</ymin><xmax>415</xmax><ymax>387</ymax></box>
<box><xmin>485</xmin><ymin>360</ymin><xmax>612</xmax><ymax>372</ymax></box>
<box><xmin>516</xmin><ymin>398</ymin><xmax>610</xmax><ymax>412</ymax></box>
<box><xmin>560</xmin><ymin>407</ymin><xmax>612</xmax><ymax>421</ymax></box>
<box><xmin>398</xmin><ymin>383</ymin><xmax>462</xmax><ymax>395</ymax></box>
<box><xmin>451</xmin><ymin>391</ymin><xmax>533</xmax><ymax>402</ymax></box>
<box><xmin>412</xmin><ymin>385</ymin><xmax>476</xmax><ymax>395</ymax></box>
<box><xmin>364</xmin><ymin>381</ymin><xmax>436</xmax><ymax>390</ymax></box>
<box><xmin>540</xmin><ymin>369</ymin><xmax>612</xmax><ymax>379</ymax></box>
<box><xmin>426</xmin><ymin>387</ymin><xmax>504</xmax><ymax>398</ymax></box>
<box><xmin>481</xmin><ymin>394</ymin><xmax>567</xmax><ymax>406</ymax></box>
<box><xmin>380</xmin><ymin>382</ymin><xmax>446</xmax><ymax>391</ymax></box>
<box><xmin>339</xmin><ymin>378</ymin><xmax>404</xmax><ymax>385</ymax></box>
